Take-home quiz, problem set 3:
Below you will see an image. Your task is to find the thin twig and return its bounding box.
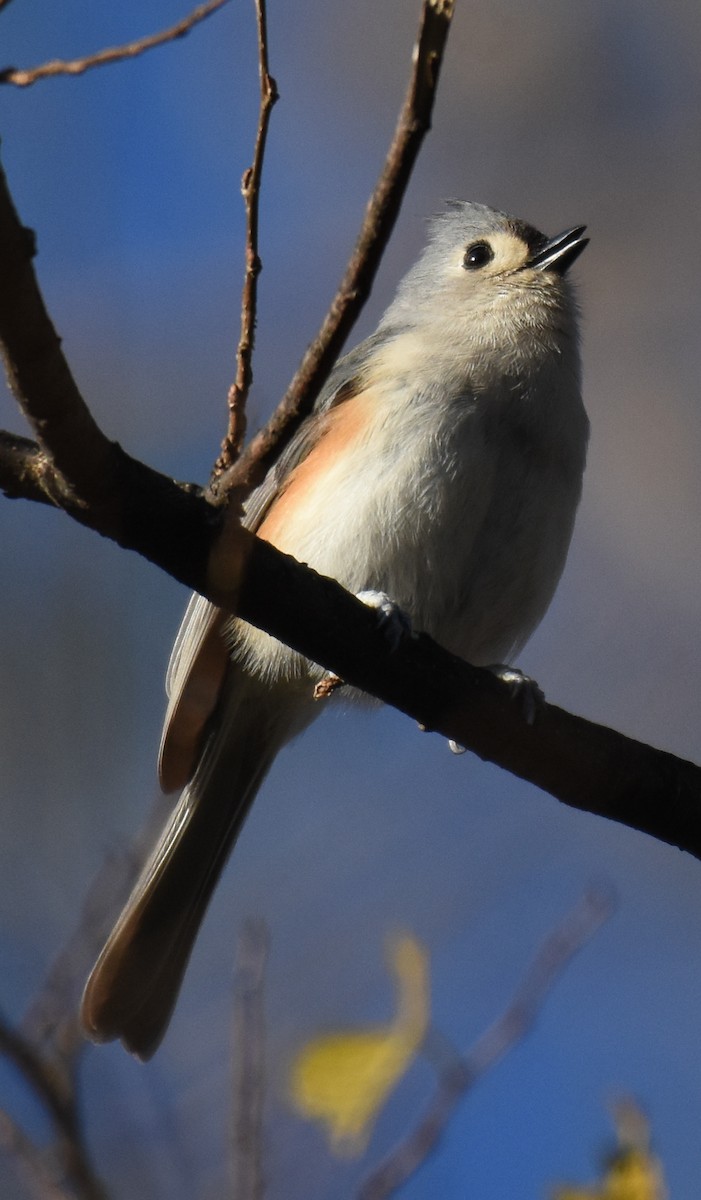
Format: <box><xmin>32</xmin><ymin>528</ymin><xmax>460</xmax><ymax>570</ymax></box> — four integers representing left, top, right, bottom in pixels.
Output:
<box><xmin>212</xmin><ymin>0</ymin><xmax>455</xmax><ymax>500</ymax></box>
<box><xmin>0</xmin><ymin>802</ymin><xmax>175</xmax><ymax>1199</ymax></box>
<box><xmin>0</xmin><ymin>1111</ymin><xmax>74</xmax><ymax>1200</ymax></box>
<box><xmin>231</xmin><ymin>920</ymin><xmax>270</xmax><ymax>1200</ymax></box>
<box><xmin>0</xmin><ymin>1013</ymin><xmax>74</xmax><ymax>1131</ymax></box>
<box><xmin>22</xmin><ymin>811</ymin><xmax>171</xmax><ymax>1062</ymax></box>
<box><xmin>358</xmin><ymin>889</ymin><xmax>614</xmax><ymax>1200</ymax></box>
<box><xmin>0</xmin><ymin>1013</ymin><xmax>107</xmax><ymax>1199</ymax></box>
<box><xmin>0</xmin><ymin>0</ymin><xmax>231</xmax><ymax>87</ymax></box>
<box><xmin>213</xmin><ymin>0</ymin><xmax>278</xmax><ymax>480</ymax></box>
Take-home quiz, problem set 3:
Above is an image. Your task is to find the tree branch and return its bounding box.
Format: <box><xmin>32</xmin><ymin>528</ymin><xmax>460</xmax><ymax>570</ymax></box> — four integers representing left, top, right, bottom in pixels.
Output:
<box><xmin>231</xmin><ymin>920</ymin><xmax>269</xmax><ymax>1200</ymax></box>
<box><xmin>0</xmin><ymin>0</ymin><xmax>231</xmax><ymax>87</ymax></box>
<box><xmin>0</xmin><ymin>1111</ymin><xmax>75</xmax><ymax>1200</ymax></box>
<box><xmin>0</xmin><ymin>430</ymin><xmax>59</xmax><ymax>505</ymax></box>
<box><xmin>358</xmin><ymin>890</ymin><xmax>613</xmax><ymax>1200</ymax></box>
<box><xmin>0</xmin><ymin>149</ymin><xmax>237</xmax><ymax>591</ymax></box>
<box><xmin>212</xmin><ymin>0</ymin><xmax>455</xmax><ymax>500</ymax></box>
<box><xmin>0</xmin><ymin>1014</ymin><xmax>107</xmax><ymax>1199</ymax></box>
<box><xmin>213</xmin><ymin>0</ymin><xmax>278</xmax><ymax>480</ymax></box>
<box><xmin>3</xmin><ymin>418</ymin><xmax>701</xmax><ymax>863</ymax></box>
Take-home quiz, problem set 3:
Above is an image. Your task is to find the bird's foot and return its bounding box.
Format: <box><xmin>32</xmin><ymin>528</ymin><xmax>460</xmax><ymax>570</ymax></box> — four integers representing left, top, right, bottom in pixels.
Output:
<box><xmin>355</xmin><ymin>589</ymin><xmax>412</xmax><ymax>651</ymax></box>
<box><xmin>313</xmin><ymin>590</ymin><xmax>411</xmax><ymax>701</ymax></box>
<box><xmin>486</xmin><ymin>663</ymin><xmax>544</xmax><ymax>726</ymax></box>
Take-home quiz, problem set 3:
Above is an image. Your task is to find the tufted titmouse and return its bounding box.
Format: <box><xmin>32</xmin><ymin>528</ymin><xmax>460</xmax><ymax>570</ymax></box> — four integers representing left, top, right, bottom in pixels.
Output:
<box><xmin>81</xmin><ymin>201</ymin><xmax>589</xmax><ymax>1058</ymax></box>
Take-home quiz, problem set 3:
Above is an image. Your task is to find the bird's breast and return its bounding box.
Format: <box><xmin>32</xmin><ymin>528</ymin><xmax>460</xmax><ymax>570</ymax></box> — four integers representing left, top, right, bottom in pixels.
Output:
<box><xmin>242</xmin><ymin>365</ymin><xmax>587</xmax><ymax>677</ymax></box>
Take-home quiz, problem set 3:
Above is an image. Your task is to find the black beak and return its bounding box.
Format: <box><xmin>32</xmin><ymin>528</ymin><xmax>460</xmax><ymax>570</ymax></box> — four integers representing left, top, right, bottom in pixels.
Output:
<box><xmin>528</xmin><ymin>225</ymin><xmax>589</xmax><ymax>275</ymax></box>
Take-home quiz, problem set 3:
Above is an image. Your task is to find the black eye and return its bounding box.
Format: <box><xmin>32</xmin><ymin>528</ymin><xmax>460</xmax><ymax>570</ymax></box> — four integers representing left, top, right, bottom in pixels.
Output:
<box><xmin>463</xmin><ymin>241</ymin><xmax>494</xmax><ymax>270</ymax></box>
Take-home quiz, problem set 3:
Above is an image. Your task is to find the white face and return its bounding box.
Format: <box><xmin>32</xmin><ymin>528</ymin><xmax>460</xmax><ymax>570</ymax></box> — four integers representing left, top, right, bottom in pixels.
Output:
<box><xmin>378</xmin><ymin>212</ymin><xmax>583</xmax><ymax>380</ymax></box>
<box><xmin>420</xmin><ymin>226</ymin><xmax>573</xmax><ymax>365</ymax></box>
<box><xmin>456</xmin><ymin>228</ymin><xmax>534</xmax><ymax>278</ymax></box>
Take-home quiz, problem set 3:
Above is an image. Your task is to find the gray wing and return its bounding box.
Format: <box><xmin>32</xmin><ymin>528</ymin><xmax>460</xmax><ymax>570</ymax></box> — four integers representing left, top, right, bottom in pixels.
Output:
<box><xmin>158</xmin><ymin>331</ymin><xmax>388</xmax><ymax>792</ymax></box>
<box><xmin>242</xmin><ymin>331</ymin><xmax>388</xmax><ymax>531</ymax></box>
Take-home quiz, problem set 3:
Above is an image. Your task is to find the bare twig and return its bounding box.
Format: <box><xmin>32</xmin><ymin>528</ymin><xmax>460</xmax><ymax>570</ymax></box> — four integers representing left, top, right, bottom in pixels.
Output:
<box><xmin>358</xmin><ymin>890</ymin><xmax>614</xmax><ymax>1200</ymax></box>
<box><xmin>22</xmin><ymin>799</ymin><xmax>173</xmax><ymax>1063</ymax></box>
<box><xmin>212</xmin><ymin>0</ymin><xmax>455</xmax><ymax>500</ymax></box>
<box><xmin>231</xmin><ymin>920</ymin><xmax>270</xmax><ymax>1200</ymax></box>
<box><xmin>0</xmin><ymin>1111</ymin><xmax>74</xmax><ymax>1200</ymax></box>
<box><xmin>0</xmin><ymin>802</ymin><xmax>174</xmax><ymax>1199</ymax></box>
<box><xmin>0</xmin><ymin>159</ymin><xmax>144</xmax><ymax>508</ymax></box>
<box><xmin>0</xmin><ymin>0</ymin><xmax>231</xmax><ymax>87</ymax></box>
<box><xmin>0</xmin><ymin>1013</ymin><xmax>107</xmax><ymax>1199</ymax></box>
<box><xmin>213</xmin><ymin>0</ymin><xmax>278</xmax><ymax>481</ymax></box>
<box><xmin>0</xmin><ymin>817</ymin><xmax>177</xmax><ymax>1200</ymax></box>
<box><xmin>0</xmin><ymin>151</ymin><xmax>231</xmax><ymax>590</ymax></box>
<box><xmin>457</xmin><ymin>890</ymin><xmax>613</xmax><ymax>1076</ymax></box>
<box><xmin>0</xmin><ymin>1013</ymin><xmax>73</xmax><ymax>1129</ymax></box>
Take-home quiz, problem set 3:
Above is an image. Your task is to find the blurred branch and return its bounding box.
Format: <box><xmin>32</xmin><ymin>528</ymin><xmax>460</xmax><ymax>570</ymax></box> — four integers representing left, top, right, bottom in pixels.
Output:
<box><xmin>358</xmin><ymin>890</ymin><xmax>614</xmax><ymax>1200</ymax></box>
<box><xmin>0</xmin><ymin>1013</ymin><xmax>107</xmax><ymax>1199</ymax></box>
<box><xmin>0</xmin><ymin>801</ymin><xmax>177</xmax><ymax>1199</ymax></box>
<box><xmin>231</xmin><ymin>920</ymin><xmax>270</xmax><ymax>1200</ymax></box>
<box><xmin>212</xmin><ymin>0</ymin><xmax>456</xmax><ymax>500</ymax></box>
<box><xmin>0</xmin><ymin>0</ymin><xmax>231</xmax><ymax>87</ymax></box>
<box><xmin>0</xmin><ymin>1111</ymin><xmax>74</xmax><ymax>1200</ymax></box>
<box><xmin>22</xmin><ymin>811</ymin><xmax>171</xmax><ymax>1062</ymax></box>
<box><xmin>213</xmin><ymin>0</ymin><xmax>278</xmax><ymax>480</ymax></box>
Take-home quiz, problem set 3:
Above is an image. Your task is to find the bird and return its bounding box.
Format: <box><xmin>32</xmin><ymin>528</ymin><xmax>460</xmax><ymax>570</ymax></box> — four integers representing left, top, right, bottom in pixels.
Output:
<box><xmin>81</xmin><ymin>200</ymin><xmax>589</xmax><ymax>1059</ymax></box>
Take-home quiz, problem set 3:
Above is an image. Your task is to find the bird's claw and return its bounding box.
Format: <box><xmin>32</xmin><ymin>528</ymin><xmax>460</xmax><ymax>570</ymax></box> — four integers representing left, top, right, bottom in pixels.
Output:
<box><xmin>314</xmin><ymin>590</ymin><xmax>411</xmax><ymax>700</ymax></box>
<box><xmin>356</xmin><ymin>589</ymin><xmax>412</xmax><ymax>652</ymax></box>
<box><xmin>487</xmin><ymin>663</ymin><xmax>544</xmax><ymax>725</ymax></box>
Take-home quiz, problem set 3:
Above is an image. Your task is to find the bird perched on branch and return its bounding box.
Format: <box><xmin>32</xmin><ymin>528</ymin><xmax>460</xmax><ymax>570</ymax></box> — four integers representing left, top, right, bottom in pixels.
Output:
<box><xmin>81</xmin><ymin>201</ymin><xmax>589</xmax><ymax>1059</ymax></box>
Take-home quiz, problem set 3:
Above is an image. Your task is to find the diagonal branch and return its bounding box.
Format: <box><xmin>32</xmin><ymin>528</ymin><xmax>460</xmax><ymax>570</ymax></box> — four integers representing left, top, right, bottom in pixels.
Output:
<box><xmin>213</xmin><ymin>0</ymin><xmax>279</xmax><ymax>480</ymax></box>
<box><xmin>0</xmin><ymin>188</ymin><xmax>116</xmax><ymax>505</ymax></box>
<box><xmin>0</xmin><ymin>0</ymin><xmax>231</xmax><ymax>87</ymax></box>
<box><xmin>0</xmin><ymin>153</ymin><xmax>227</xmax><ymax>585</ymax></box>
<box><xmin>213</xmin><ymin>0</ymin><xmax>455</xmax><ymax>500</ymax></box>
<box><xmin>0</xmin><ymin>1111</ymin><xmax>75</xmax><ymax>1200</ymax></box>
<box><xmin>0</xmin><ymin>430</ymin><xmax>58</xmax><ymax>505</ymax></box>
<box><xmin>358</xmin><ymin>890</ymin><xmax>614</xmax><ymax>1200</ymax></box>
<box><xmin>0</xmin><ymin>1013</ymin><xmax>107</xmax><ymax>1199</ymax></box>
<box><xmin>3</xmin><ymin>419</ymin><xmax>701</xmax><ymax>866</ymax></box>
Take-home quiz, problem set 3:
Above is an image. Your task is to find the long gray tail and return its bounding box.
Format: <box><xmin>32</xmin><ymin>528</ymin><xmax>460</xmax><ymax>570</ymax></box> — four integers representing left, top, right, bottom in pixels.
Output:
<box><xmin>81</xmin><ymin>677</ymin><xmax>299</xmax><ymax>1060</ymax></box>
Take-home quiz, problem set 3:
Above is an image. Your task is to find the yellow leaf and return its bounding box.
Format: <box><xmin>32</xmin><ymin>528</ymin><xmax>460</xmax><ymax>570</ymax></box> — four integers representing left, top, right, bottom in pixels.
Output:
<box><xmin>552</xmin><ymin>1102</ymin><xmax>667</xmax><ymax>1200</ymax></box>
<box><xmin>604</xmin><ymin>1149</ymin><xmax>667</xmax><ymax>1200</ymax></box>
<box><xmin>289</xmin><ymin>933</ymin><xmax>430</xmax><ymax>1156</ymax></box>
<box><xmin>553</xmin><ymin>1191</ymin><xmax>600</xmax><ymax>1200</ymax></box>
